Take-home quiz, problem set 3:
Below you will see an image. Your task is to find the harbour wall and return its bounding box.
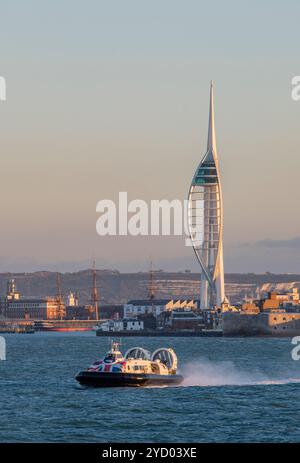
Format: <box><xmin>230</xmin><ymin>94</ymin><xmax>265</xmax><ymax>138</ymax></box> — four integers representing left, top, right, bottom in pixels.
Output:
<box><xmin>223</xmin><ymin>312</ymin><xmax>300</xmax><ymax>336</ymax></box>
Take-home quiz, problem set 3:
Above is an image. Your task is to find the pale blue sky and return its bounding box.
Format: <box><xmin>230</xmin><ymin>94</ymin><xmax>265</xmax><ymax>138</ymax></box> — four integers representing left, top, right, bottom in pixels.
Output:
<box><xmin>0</xmin><ymin>1</ymin><xmax>300</xmax><ymax>272</ymax></box>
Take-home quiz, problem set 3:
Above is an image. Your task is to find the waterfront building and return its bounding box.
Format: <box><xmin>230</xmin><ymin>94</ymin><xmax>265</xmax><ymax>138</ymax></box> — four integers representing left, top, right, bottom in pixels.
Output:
<box><xmin>223</xmin><ymin>287</ymin><xmax>300</xmax><ymax>336</ymax></box>
<box><xmin>241</xmin><ymin>301</ymin><xmax>260</xmax><ymax>314</ymax></box>
<box><xmin>188</xmin><ymin>82</ymin><xmax>225</xmax><ymax>309</ymax></box>
<box><xmin>98</xmin><ymin>318</ymin><xmax>144</xmax><ymax>332</ymax></box>
<box><xmin>4</xmin><ymin>279</ymin><xmax>64</xmax><ymax>320</ymax></box>
<box><xmin>237</xmin><ymin>288</ymin><xmax>300</xmax><ymax>313</ymax></box>
<box><xmin>123</xmin><ymin>299</ymin><xmax>198</xmax><ymax>318</ymax></box>
<box><xmin>170</xmin><ymin>309</ymin><xmax>204</xmax><ymax>331</ymax></box>
<box><xmin>5</xmin><ymin>296</ymin><xmax>62</xmax><ymax>320</ymax></box>
<box><xmin>67</xmin><ymin>292</ymin><xmax>78</xmax><ymax>307</ymax></box>
<box><xmin>124</xmin><ymin>299</ymin><xmax>170</xmax><ymax>318</ymax></box>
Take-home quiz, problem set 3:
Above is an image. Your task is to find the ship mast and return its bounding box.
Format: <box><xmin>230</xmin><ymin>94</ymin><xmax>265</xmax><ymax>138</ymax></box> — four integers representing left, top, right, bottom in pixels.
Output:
<box><xmin>56</xmin><ymin>272</ymin><xmax>64</xmax><ymax>320</ymax></box>
<box><xmin>92</xmin><ymin>260</ymin><xmax>99</xmax><ymax>321</ymax></box>
<box><xmin>148</xmin><ymin>260</ymin><xmax>155</xmax><ymax>301</ymax></box>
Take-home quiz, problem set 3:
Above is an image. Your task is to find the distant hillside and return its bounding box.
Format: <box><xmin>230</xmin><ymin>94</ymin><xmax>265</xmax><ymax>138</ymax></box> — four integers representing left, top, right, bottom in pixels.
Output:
<box><xmin>1</xmin><ymin>270</ymin><xmax>300</xmax><ymax>305</ymax></box>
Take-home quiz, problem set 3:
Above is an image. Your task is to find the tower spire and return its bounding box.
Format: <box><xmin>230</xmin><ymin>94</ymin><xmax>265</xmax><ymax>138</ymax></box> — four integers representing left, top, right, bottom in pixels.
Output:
<box><xmin>207</xmin><ymin>80</ymin><xmax>217</xmax><ymax>154</ymax></box>
<box><xmin>188</xmin><ymin>81</ymin><xmax>225</xmax><ymax>309</ymax></box>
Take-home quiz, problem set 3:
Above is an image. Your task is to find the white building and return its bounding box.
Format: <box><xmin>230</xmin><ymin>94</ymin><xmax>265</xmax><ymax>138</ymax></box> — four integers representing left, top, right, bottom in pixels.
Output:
<box><xmin>124</xmin><ymin>300</ymin><xmax>169</xmax><ymax>318</ymax></box>
<box><xmin>99</xmin><ymin>318</ymin><xmax>144</xmax><ymax>332</ymax></box>
<box><xmin>123</xmin><ymin>299</ymin><xmax>198</xmax><ymax>319</ymax></box>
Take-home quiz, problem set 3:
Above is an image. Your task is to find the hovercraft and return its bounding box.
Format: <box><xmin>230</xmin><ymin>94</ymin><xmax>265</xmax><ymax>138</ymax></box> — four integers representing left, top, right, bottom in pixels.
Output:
<box><xmin>75</xmin><ymin>341</ymin><xmax>183</xmax><ymax>387</ymax></box>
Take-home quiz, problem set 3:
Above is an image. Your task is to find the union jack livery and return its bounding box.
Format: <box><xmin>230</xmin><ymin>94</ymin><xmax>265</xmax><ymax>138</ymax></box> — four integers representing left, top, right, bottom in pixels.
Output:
<box><xmin>89</xmin><ymin>360</ymin><xmax>127</xmax><ymax>373</ymax></box>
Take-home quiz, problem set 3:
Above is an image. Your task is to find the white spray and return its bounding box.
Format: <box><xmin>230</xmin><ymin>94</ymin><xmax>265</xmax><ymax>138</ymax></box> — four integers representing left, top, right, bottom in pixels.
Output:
<box><xmin>180</xmin><ymin>359</ymin><xmax>300</xmax><ymax>387</ymax></box>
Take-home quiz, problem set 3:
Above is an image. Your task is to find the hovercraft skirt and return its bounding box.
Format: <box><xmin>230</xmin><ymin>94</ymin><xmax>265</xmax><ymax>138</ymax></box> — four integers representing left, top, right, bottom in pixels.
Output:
<box><xmin>75</xmin><ymin>371</ymin><xmax>183</xmax><ymax>387</ymax></box>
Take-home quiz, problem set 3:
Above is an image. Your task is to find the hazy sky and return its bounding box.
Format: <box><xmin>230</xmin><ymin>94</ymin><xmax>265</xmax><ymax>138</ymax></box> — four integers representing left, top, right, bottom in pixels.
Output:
<box><xmin>0</xmin><ymin>0</ymin><xmax>300</xmax><ymax>273</ymax></box>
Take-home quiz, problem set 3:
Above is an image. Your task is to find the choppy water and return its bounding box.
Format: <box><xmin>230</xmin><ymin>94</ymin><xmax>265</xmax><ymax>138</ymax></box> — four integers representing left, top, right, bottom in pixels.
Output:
<box><xmin>1</xmin><ymin>333</ymin><xmax>300</xmax><ymax>442</ymax></box>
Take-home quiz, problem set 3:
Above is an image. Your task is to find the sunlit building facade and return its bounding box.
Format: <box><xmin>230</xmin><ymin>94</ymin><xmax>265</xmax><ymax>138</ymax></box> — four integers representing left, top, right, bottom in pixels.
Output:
<box><xmin>3</xmin><ymin>278</ymin><xmax>64</xmax><ymax>320</ymax></box>
<box><xmin>188</xmin><ymin>82</ymin><xmax>225</xmax><ymax>309</ymax></box>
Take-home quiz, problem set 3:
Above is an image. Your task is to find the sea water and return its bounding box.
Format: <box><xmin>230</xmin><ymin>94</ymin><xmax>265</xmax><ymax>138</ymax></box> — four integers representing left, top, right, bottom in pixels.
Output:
<box><xmin>0</xmin><ymin>333</ymin><xmax>300</xmax><ymax>442</ymax></box>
